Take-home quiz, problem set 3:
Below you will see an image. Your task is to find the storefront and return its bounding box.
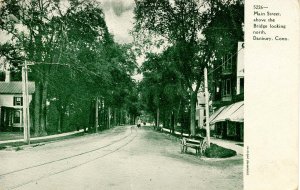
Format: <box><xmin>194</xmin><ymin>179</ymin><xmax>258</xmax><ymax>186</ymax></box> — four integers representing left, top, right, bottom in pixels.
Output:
<box><xmin>210</xmin><ymin>101</ymin><xmax>244</xmax><ymax>141</ymax></box>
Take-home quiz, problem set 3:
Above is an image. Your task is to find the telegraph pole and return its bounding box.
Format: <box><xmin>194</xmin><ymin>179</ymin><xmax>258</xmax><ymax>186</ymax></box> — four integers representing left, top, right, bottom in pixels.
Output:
<box><xmin>204</xmin><ymin>67</ymin><xmax>210</xmax><ymax>147</ymax></box>
<box><xmin>22</xmin><ymin>60</ymin><xmax>30</xmax><ymax>144</ymax></box>
<box><xmin>25</xmin><ymin>61</ymin><xmax>30</xmax><ymax>144</ymax></box>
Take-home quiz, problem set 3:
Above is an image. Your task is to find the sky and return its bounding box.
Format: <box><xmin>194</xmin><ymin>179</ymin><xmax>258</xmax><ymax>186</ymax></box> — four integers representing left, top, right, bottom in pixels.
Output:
<box><xmin>100</xmin><ymin>0</ymin><xmax>135</xmax><ymax>44</ymax></box>
<box><xmin>99</xmin><ymin>0</ymin><xmax>143</xmax><ymax>80</ymax></box>
<box><xmin>0</xmin><ymin>0</ymin><xmax>136</xmax><ymax>44</ymax></box>
<box><xmin>0</xmin><ymin>0</ymin><xmax>142</xmax><ymax>79</ymax></box>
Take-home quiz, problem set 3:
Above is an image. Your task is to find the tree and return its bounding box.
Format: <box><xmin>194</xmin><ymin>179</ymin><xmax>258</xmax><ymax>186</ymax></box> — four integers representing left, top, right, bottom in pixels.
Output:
<box><xmin>140</xmin><ymin>48</ymin><xmax>184</xmax><ymax>133</ymax></box>
<box><xmin>133</xmin><ymin>0</ymin><xmax>244</xmax><ymax>135</ymax></box>
<box><xmin>0</xmin><ymin>0</ymin><xmax>68</xmax><ymax>135</ymax></box>
<box><xmin>134</xmin><ymin>0</ymin><xmax>207</xmax><ymax>135</ymax></box>
<box><xmin>0</xmin><ymin>0</ymin><xmax>140</xmax><ymax>136</ymax></box>
<box><xmin>0</xmin><ymin>0</ymin><xmax>127</xmax><ymax>135</ymax></box>
<box><xmin>201</xmin><ymin>0</ymin><xmax>244</xmax><ymax>58</ymax></box>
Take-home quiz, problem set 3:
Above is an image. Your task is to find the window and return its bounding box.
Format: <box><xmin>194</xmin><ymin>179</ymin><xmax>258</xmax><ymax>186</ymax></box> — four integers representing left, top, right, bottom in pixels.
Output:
<box><xmin>13</xmin><ymin>97</ymin><xmax>23</xmax><ymax>106</ymax></box>
<box><xmin>14</xmin><ymin>110</ymin><xmax>21</xmax><ymax>123</ymax></box>
<box><xmin>222</xmin><ymin>54</ymin><xmax>232</xmax><ymax>71</ymax></box>
<box><xmin>222</xmin><ymin>79</ymin><xmax>231</xmax><ymax>96</ymax></box>
<box><xmin>240</xmin><ymin>78</ymin><xmax>244</xmax><ymax>94</ymax></box>
<box><xmin>227</xmin><ymin>123</ymin><xmax>237</xmax><ymax>136</ymax></box>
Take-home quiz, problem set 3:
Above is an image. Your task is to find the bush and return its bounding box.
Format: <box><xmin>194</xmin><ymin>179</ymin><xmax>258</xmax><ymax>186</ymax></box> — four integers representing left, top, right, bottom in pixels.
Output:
<box><xmin>204</xmin><ymin>143</ymin><xmax>236</xmax><ymax>158</ymax></box>
<box><xmin>195</xmin><ymin>128</ymin><xmax>215</xmax><ymax>137</ymax></box>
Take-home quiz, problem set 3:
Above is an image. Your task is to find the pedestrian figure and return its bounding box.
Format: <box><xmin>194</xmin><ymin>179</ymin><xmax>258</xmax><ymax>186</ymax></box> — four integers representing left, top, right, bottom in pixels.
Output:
<box><xmin>137</xmin><ymin>118</ymin><xmax>141</xmax><ymax>128</ymax></box>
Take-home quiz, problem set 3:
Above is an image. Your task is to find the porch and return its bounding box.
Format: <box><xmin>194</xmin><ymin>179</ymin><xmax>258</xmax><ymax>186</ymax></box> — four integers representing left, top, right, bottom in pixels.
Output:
<box><xmin>0</xmin><ymin>106</ymin><xmax>23</xmax><ymax>132</ymax></box>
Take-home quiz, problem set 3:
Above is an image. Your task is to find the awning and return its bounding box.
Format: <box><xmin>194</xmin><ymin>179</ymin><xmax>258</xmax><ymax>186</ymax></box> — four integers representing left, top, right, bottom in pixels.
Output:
<box><xmin>209</xmin><ymin>106</ymin><xmax>226</xmax><ymax>122</ymax></box>
<box><xmin>229</xmin><ymin>103</ymin><xmax>244</xmax><ymax>122</ymax></box>
<box><xmin>210</xmin><ymin>101</ymin><xmax>244</xmax><ymax>124</ymax></box>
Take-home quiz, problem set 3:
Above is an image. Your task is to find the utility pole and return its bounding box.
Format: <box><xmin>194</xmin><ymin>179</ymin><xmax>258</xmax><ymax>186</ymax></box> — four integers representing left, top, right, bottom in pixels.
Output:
<box><xmin>22</xmin><ymin>60</ymin><xmax>30</xmax><ymax>144</ymax></box>
<box><xmin>204</xmin><ymin>67</ymin><xmax>210</xmax><ymax>147</ymax></box>
<box><xmin>95</xmin><ymin>97</ymin><xmax>98</xmax><ymax>133</ymax></box>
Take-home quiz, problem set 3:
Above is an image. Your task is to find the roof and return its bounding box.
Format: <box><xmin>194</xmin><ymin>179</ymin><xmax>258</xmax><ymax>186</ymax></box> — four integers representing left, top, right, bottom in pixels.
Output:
<box><xmin>0</xmin><ymin>81</ymin><xmax>35</xmax><ymax>94</ymax></box>
<box><xmin>210</xmin><ymin>101</ymin><xmax>244</xmax><ymax>124</ymax></box>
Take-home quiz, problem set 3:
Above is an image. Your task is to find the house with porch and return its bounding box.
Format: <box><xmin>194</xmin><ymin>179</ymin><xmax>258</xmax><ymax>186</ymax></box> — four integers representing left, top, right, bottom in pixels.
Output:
<box><xmin>0</xmin><ymin>71</ymin><xmax>35</xmax><ymax>131</ymax></box>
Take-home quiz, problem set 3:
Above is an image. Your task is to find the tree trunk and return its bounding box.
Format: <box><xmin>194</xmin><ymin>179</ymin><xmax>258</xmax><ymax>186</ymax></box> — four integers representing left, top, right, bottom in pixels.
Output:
<box><xmin>100</xmin><ymin>98</ymin><xmax>104</xmax><ymax>130</ymax></box>
<box><xmin>103</xmin><ymin>106</ymin><xmax>107</xmax><ymax>130</ymax></box>
<box><xmin>58</xmin><ymin>109</ymin><xmax>64</xmax><ymax>133</ymax></box>
<box><xmin>118</xmin><ymin>109</ymin><xmax>121</xmax><ymax>125</ymax></box>
<box><xmin>163</xmin><ymin>115</ymin><xmax>166</xmax><ymax>129</ymax></box>
<box><xmin>130</xmin><ymin>114</ymin><xmax>133</xmax><ymax>125</ymax></box>
<box><xmin>171</xmin><ymin>111</ymin><xmax>175</xmax><ymax>134</ymax></box>
<box><xmin>99</xmin><ymin>98</ymin><xmax>103</xmax><ymax>130</ymax></box>
<box><xmin>119</xmin><ymin>109</ymin><xmax>122</xmax><ymax>125</ymax></box>
<box><xmin>113</xmin><ymin>108</ymin><xmax>117</xmax><ymax>127</ymax></box>
<box><xmin>156</xmin><ymin>107</ymin><xmax>160</xmax><ymax>128</ymax></box>
<box><xmin>190</xmin><ymin>92</ymin><xmax>197</xmax><ymax>136</ymax></box>
<box><xmin>174</xmin><ymin>99</ymin><xmax>181</xmax><ymax>134</ymax></box>
<box><xmin>40</xmin><ymin>79</ymin><xmax>48</xmax><ymax>136</ymax></box>
<box><xmin>95</xmin><ymin>97</ymin><xmax>98</xmax><ymax>133</ymax></box>
<box><xmin>34</xmin><ymin>82</ymin><xmax>41</xmax><ymax>136</ymax></box>
<box><xmin>108</xmin><ymin>106</ymin><xmax>111</xmax><ymax>128</ymax></box>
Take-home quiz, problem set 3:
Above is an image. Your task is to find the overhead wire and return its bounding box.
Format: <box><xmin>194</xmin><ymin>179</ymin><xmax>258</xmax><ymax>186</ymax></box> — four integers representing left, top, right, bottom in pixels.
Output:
<box><xmin>208</xmin><ymin>46</ymin><xmax>244</xmax><ymax>75</ymax></box>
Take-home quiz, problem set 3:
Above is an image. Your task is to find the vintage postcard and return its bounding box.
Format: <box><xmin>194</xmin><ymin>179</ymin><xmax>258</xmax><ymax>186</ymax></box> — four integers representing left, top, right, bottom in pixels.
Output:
<box><xmin>0</xmin><ymin>0</ymin><xmax>298</xmax><ymax>189</ymax></box>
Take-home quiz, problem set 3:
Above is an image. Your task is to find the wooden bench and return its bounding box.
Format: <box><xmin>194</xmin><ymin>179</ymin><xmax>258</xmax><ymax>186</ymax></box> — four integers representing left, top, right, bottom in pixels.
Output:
<box><xmin>180</xmin><ymin>137</ymin><xmax>208</xmax><ymax>156</ymax></box>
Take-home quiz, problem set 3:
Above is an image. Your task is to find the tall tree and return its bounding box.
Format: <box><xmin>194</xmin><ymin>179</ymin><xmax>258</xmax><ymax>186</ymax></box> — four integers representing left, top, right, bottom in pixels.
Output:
<box><xmin>134</xmin><ymin>0</ymin><xmax>244</xmax><ymax>135</ymax></box>
<box><xmin>134</xmin><ymin>0</ymin><xmax>207</xmax><ymax>135</ymax></box>
<box><xmin>0</xmin><ymin>0</ymin><xmax>114</xmax><ymax>135</ymax></box>
<box><xmin>140</xmin><ymin>48</ymin><xmax>184</xmax><ymax>132</ymax></box>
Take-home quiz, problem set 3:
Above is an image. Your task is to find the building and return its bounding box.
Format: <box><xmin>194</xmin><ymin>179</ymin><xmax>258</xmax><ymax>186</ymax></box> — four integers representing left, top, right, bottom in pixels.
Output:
<box><xmin>195</xmin><ymin>91</ymin><xmax>205</xmax><ymax>129</ymax></box>
<box><xmin>0</xmin><ymin>71</ymin><xmax>35</xmax><ymax>131</ymax></box>
<box><xmin>209</xmin><ymin>42</ymin><xmax>244</xmax><ymax>141</ymax></box>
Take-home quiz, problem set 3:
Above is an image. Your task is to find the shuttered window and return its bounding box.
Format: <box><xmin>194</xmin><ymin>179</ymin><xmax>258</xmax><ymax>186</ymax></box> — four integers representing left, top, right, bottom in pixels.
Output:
<box><xmin>13</xmin><ymin>97</ymin><xmax>23</xmax><ymax>106</ymax></box>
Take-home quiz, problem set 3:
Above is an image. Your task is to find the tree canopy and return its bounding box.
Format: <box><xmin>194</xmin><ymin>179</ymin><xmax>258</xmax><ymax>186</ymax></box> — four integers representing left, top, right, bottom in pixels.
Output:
<box><xmin>0</xmin><ymin>0</ymin><xmax>139</xmax><ymax>135</ymax></box>
<box><xmin>133</xmin><ymin>0</ymin><xmax>244</xmax><ymax>135</ymax></box>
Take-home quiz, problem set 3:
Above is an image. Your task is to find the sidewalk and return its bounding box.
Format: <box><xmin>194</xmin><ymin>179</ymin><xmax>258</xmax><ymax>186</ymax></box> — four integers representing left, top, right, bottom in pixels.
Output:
<box><xmin>0</xmin><ymin>130</ymin><xmax>85</xmax><ymax>147</ymax></box>
<box><xmin>161</xmin><ymin>127</ymin><xmax>243</xmax><ymax>155</ymax></box>
<box><xmin>210</xmin><ymin>138</ymin><xmax>243</xmax><ymax>155</ymax></box>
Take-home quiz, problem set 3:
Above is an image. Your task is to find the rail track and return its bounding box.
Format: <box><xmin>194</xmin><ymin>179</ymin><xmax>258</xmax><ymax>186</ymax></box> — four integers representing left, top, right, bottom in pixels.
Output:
<box><xmin>0</xmin><ymin>126</ymin><xmax>138</xmax><ymax>190</ymax></box>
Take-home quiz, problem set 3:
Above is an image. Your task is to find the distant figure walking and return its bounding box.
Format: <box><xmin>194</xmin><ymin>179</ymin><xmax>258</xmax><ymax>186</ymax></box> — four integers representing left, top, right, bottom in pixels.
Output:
<box><xmin>137</xmin><ymin>118</ymin><xmax>141</xmax><ymax>128</ymax></box>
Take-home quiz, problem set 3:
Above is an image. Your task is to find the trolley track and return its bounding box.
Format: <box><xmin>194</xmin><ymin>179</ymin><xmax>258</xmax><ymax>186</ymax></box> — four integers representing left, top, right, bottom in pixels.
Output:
<box><xmin>0</xmin><ymin>127</ymin><xmax>138</xmax><ymax>190</ymax></box>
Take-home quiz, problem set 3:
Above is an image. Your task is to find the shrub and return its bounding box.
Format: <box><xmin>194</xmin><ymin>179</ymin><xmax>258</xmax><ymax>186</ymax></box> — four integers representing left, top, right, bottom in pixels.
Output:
<box><xmin>204</xmin><ymin>143</ymin><xmax>236</xmax><ymax>158</ymax></box>
<box><xmin>195</xmin><ymin>128</ymin><xmax>215</xmax><ymax>137</ymax></box>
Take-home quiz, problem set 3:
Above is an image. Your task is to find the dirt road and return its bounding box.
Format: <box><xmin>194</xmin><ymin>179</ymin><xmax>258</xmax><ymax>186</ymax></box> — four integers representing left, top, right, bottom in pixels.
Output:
<box><xmin>0</xmin><ymin>125</ymin><xmax>243</xmax><ymax>190</ymax></box>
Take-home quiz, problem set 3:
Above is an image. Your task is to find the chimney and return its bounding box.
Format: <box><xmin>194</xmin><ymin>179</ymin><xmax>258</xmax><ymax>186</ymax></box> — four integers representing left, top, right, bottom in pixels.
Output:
<box><xmin>5</xmin><ymin>70</ymin><xmax>10</xmax><ymax>82</ymax></box>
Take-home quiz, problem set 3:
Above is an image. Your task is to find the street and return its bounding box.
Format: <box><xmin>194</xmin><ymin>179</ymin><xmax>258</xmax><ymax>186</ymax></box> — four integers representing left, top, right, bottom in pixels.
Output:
<box><xmin>0</xmin><ymin>126</ymin><xmax>243</xmax><ymax>190</ymax></box>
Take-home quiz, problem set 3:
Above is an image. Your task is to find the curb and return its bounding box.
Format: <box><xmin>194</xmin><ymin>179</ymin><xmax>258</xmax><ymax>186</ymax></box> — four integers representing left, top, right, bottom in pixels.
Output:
<box><xmin>159</xmin><ymin>127</ymin><xmax>243</xmax><ymax>155</ymax></box>
<box><xmin>0</xmin><ymin>130</ymin><xmax>85</xmax><ymax>147</ymax></box>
